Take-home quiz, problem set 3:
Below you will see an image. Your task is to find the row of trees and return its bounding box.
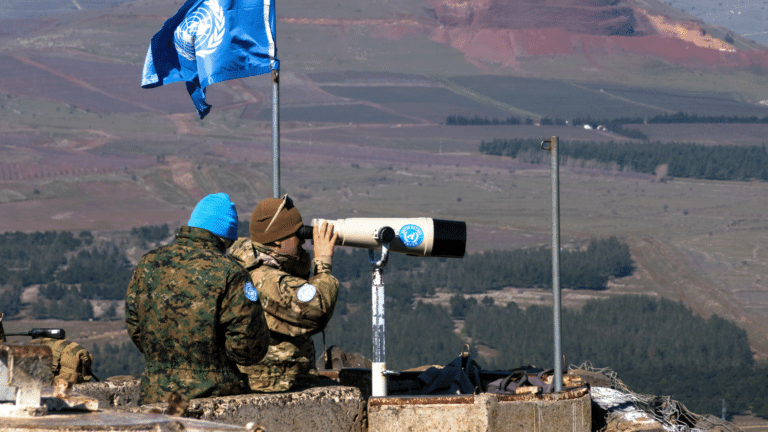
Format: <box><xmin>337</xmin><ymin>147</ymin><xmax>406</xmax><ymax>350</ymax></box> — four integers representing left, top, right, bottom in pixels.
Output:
<box><xmin>575</xmin><ymin>112</ymin><xmax>768</xmax><ymax>126</ymax></box>
<box><xmin>480</xmin><ymin>138</ymin><xmax>768</xmax><ymax>181</ymax></box>
<box><xmin>446</xmin><ymin>115</ymin><xmax>569</xmax><ymax>126</ymax></box>
<box><xmin>448</xmin><ymin>112</ymin><xmax>768</xmax><ymax>140</ymax></box>
<box><xmin>447</xmin><ymin>115</ymin><xmax>533</xmax><ymax>125</ymax></box>
<box><xmin>569</xmin><ymin>113</ymin><xmax>768</xmax><ymax>139</ymax></box>
<box><xmin>331</xmin><ymin>237</ymin><xmax>633</xmax><ymax>313</ymax></box>
<box><xmin>450</xmin><ymin>113</ymin><xmax>768</xmax><ymax>127</ymax></box>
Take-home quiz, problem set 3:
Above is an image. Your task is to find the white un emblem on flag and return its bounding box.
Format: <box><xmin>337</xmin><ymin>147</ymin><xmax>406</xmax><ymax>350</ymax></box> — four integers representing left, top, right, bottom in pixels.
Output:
<box><xmin>174</xmin><ymin>0</ymin><xmax>225</xmax><ymax>61</ymax></box>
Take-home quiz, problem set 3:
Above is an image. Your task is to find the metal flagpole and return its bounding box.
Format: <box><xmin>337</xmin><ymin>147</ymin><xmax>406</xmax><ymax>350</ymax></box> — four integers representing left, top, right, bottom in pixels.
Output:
<box><xmin>267</xmin><ymin>0</ymin><xmax>280</xmax><ymax>199</ymax></box>
<box><xmin>271</xmin><ymin>69</ymin><xmax>280</xmax><ymax>198</ymax></box>
<box><xmin>541</xmin><ymin>136</ymin><xmax>563</xmax><ymax>392</ymax></box>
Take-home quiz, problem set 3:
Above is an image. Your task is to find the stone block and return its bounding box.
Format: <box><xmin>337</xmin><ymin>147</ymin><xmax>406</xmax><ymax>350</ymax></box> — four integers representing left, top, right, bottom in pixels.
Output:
<box><xmin>128</xmin><ymin>385</ymin><xmax>366</xmax><ymax>432</ymax></box>
<box><xmin>73</xmin><ymin>377</ymin><xmax>141</xmax><ymax>408</ymax></box>
<box><xmin>368</xmin><ymin>387</ymin><xmax>591</xmax><ymax>432</ymax></box>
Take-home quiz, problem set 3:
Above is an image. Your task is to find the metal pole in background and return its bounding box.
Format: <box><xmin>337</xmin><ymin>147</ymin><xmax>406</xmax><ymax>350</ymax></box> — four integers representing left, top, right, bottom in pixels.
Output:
<box><xmin>271</xmin><ymin>69</ymin><xmax>280</xmax><ymax>198</ymax></box>
<box><xmin>541</xmin><ymin>136</ymin><xmax>563</xmax><ymax>392</ymax></box>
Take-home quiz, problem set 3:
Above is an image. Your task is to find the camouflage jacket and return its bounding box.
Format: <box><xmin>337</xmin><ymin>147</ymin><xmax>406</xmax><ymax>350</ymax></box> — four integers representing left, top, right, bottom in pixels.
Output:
<box><xmin>229</xmin><ymin>238</ymin><xmax>339</xmax><ymax>392</ymax></box>
<box><xmin>126</xmin><ymin>226</ymin><xmax>270</xmax><ymax>405</ymax></box>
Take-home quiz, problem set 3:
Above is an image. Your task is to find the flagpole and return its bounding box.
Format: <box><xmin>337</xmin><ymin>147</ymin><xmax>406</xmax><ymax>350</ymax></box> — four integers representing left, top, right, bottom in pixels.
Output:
<box><xmin>271</xmin><ymin>69</ymin><xmax>280</xmax><ymax>198</ymax></box>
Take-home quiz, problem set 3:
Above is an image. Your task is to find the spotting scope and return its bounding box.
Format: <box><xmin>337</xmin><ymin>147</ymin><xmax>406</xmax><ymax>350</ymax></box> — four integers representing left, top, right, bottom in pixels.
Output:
<box><xmin>297</xmin><ymin>218</ymin><xmax>466</xmax><ymax>258</ymax></box>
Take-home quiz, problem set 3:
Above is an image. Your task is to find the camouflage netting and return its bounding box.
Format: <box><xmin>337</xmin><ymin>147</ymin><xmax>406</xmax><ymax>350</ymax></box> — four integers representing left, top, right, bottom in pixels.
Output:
<box><xmin>569</xmin><ymin>362</ymin><xmax>743</xmax><ymax>432</ymax></box>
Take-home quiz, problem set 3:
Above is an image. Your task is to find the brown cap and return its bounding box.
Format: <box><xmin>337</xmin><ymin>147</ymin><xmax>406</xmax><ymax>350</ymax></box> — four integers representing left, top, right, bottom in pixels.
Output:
<box><xmin>250</xmin><ymin>195</ymin><xmax>303</xmax><ymax>244</ymax></box>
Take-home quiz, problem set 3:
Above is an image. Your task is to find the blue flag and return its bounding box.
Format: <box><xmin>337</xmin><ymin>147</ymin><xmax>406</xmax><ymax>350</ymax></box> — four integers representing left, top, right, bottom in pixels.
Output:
<box><xmin>141</xmin><ymin>0</ymin><xmax>278</xmax><ymax>119</ymax></box>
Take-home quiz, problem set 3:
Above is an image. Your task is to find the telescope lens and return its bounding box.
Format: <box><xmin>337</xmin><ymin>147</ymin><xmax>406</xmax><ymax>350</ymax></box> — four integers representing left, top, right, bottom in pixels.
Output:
<box><xmin>432</xmin><ymin>219</ymin><xmax>467</xmax><ymax>258</ymax></box>
<box><xmin>296</xmin><ymin>225</ymin><xmax>313</xmax><ymax>240</ymax></box>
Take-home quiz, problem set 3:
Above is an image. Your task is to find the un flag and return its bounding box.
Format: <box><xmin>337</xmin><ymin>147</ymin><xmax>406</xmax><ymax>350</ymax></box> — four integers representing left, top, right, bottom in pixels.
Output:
<box><xmin>141</xmin><ymin>0</ymin><xmax>278</xmax><ymax>119</ymax></box>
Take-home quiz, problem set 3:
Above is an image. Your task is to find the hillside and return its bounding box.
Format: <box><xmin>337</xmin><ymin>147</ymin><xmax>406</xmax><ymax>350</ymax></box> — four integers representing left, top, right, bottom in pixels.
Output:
<box><xmin>663</xmin><ymin>0</ymin><xmax>768</xmax><ymax>45</ymax></box>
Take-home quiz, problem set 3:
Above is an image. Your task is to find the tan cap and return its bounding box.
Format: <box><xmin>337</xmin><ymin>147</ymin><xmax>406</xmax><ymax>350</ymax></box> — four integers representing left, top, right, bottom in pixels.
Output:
<box><xmin>250</xmin><ymin>195</ymin><xmax>303</xmax><ymax>244</ymax></box>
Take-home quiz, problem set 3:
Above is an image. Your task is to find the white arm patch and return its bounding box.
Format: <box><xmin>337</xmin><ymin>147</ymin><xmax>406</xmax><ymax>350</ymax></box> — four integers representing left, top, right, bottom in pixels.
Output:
<box><xmin>297</xmin><ymin>284</ymin><xmax>317</xmax><ymax>302</ymax></box>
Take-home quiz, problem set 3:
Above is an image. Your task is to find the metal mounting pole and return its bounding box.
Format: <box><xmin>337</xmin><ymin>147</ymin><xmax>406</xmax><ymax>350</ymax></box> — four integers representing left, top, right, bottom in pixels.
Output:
<box><xmin>271</xmin><ymin>69</ymin><xmax>280</xmax><ymax>198</ymax></box>
<box><xmin>541</xmin><ymin>136</ymin><xmax>563</xmax><ymax>392</ymax></box>
<box><xmin>369</xmin><ymin>240</ymin><xmax>391</xmax><ymax>397</ymax></box>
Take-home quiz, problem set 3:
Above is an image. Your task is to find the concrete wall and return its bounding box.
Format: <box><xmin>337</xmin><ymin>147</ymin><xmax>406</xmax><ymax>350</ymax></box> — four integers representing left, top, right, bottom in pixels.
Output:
<box><xmin>368</xmin><ymin>389</ymin><xmax>591</xmax><ymax>432</ymax></box>
<box><xmin>74</xmin><ymin>379</ymin><xmax>591</xmax><ymax>432</ymax></box>
<box><xmin>74</xmin><ymin>380</ymin><xmax>366</xmax><ymax>432</ymax></box>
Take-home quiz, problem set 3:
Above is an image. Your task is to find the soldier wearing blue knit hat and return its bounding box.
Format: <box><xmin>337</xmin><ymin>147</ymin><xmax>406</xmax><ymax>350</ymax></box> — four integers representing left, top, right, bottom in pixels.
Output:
<box><xmin>188</xmin><ymin>192</ymin><xmax>240</xmax><ymax>241</ymax></box>
<box><xmin>126</xmin><ymin>192</ymin><xmax>270</xmax><ymax>405</ymax></box>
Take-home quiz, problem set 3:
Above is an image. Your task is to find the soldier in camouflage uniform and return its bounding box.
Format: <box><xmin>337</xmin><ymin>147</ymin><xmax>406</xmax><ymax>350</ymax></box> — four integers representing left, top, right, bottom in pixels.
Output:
<box><xmin>126</xmin><ymin>193</ymin><xmax>270</xmax><ymax>405</ymax></box>
<box><xmin>230</xmin><ymin>195</ymin><xmax>339</xmax><ymax>392</ymax></box>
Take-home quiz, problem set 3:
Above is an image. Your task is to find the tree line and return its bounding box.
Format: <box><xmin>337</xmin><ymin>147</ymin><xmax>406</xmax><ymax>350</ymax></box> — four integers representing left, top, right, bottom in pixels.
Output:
<box><xmin>449</xmin><ymin>112</ymin><xmax>768</xmax><ymax>140</ymax></box>
<box><xmin>446</xmin><ymin>114</ymin><xmax>565</xmax><ymax>126</ymax></box>
<box><xmin>331</xmin><ymin>236</ymin><xmax>633</xmax><ymax>314</ymax></box>
<box><xmin>449</xmin><ymin>112</ymin><xmax>768</xmax><ymax>126</ymax></box>
<box><xmin>479</xmin><ymin>138</ymin><xmax>768</xmax><ymax>181</ymax></box>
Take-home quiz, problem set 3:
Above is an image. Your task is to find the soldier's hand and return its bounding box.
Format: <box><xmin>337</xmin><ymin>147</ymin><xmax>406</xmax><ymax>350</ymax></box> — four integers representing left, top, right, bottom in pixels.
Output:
<box><xmin>313</xmin><ymin>221</ymin><xmax>337</xmax><ymax>258</ymax></box>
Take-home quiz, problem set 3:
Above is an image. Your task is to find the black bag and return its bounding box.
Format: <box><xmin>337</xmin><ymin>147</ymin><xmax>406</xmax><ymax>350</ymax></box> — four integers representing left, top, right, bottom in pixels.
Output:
<box><xmin>417</xmin><ymin>345</ymin><xmax>482</xmax><ymax>395</ymax></box>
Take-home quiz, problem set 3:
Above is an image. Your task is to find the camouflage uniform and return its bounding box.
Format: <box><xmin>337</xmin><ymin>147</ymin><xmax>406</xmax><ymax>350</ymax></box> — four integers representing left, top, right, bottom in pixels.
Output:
<box><xmin>126</xmin><ymin>226</ymin><xmax>270</xmax><ymax>405</ymax></box>
<box><xmin>229</xmin><ymin>238</ymin><xmax>339</xmax><ymax>392</ymax></box>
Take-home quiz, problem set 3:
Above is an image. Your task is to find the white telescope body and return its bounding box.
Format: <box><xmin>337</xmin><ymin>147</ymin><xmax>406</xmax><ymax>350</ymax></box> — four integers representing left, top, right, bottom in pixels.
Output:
<box><xmin>306</xmin><ymin>217</ymin><xmax>466</xmax><ymax>258</ymax></box>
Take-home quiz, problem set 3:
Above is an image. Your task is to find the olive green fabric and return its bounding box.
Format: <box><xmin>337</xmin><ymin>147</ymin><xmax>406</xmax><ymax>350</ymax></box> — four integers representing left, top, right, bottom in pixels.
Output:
<box><xmin>230</xmin><ymin>237</ymin><xmax>339</xmax><ymax>392</ymax></box>
<box><xmin>28</xmin><ymin>338</ymin><xmax>94</xmax><ymax>384</ymax></box>
<box><xmin>126</xmin><ymin>226</ymin><xmax>270</xmax><ymax>405</ymax></box>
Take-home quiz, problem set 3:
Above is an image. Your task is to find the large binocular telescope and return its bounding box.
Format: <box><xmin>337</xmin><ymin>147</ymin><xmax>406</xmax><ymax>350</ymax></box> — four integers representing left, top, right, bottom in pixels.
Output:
<box><xmin>297</xmin><ymin>218</ymin><xmax>466</xmax><ymax>258</ymax></box>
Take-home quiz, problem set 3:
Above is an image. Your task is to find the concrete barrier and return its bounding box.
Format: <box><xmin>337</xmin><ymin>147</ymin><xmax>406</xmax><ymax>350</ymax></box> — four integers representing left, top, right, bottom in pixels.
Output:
<box><xmin>73</xmin><ymin>377</ymin><xmax>590</xmax><ymax>432</ymax></box>
<box><xmin>74</xmin><ymin>380</ymin><xmax>366</xmax><ymax>432</ymax></box>
<box><xmin>368</xmin><ymin>387</ymin><xmax>591</xmax><ymax>432</ymax></box>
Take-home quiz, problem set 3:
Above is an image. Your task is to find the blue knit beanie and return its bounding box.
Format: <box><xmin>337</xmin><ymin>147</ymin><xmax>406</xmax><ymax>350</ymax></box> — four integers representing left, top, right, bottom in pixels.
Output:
<box><xmin>188</xmin><ymin>193</ymin><xmax>239</xmax><ymax>240</ymax></box>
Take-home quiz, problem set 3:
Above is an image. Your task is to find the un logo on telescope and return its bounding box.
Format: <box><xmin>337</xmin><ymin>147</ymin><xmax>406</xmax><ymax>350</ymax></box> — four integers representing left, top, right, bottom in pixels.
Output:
<box><xmin>399</xmin><ymin>224</ymin><xmax>424</xmax><ymax>248</ymax></box>
<box><xmin>174</xmin><ymin>0</ymin><xmax>225</xmax><ymax>61</ymax></box>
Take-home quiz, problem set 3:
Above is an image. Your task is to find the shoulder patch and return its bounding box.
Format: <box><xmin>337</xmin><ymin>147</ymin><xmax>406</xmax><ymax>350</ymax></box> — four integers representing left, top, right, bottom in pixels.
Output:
<box><xmin>244</xmin><ymin>282</ymin><xmax>259</xmax><ymax>302</ymax></box>
<box><xmin>297</xmin><ymin>284</ymin><xmax>317</xmax><ymax>303</ymax></box>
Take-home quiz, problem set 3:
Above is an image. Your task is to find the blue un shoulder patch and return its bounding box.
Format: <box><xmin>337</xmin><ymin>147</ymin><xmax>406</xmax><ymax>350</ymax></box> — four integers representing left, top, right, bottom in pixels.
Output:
<box><xmin>244</xmin><ymin>282</ymin><xmax>259</xmax><ymax>302</ymax></box>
